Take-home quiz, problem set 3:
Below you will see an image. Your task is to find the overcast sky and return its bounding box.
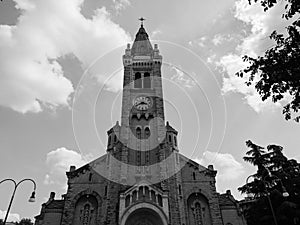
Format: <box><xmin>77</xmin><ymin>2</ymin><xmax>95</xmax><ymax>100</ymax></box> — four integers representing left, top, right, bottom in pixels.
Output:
<box><xmin>0</xmin><ymin>0</ymin><xmax>299</xmax><ymax>222</ymax></box>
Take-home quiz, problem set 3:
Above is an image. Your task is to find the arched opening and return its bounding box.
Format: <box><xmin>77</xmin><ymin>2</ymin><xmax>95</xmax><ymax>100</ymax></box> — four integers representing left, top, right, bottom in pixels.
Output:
<box><xmin>136</xmin><ymin>127</ymin><xmax>141</xmax><ymax>139</ymax></box>
<box><xmin>145</xmin><ymin>127</ymin><xmax>151</xmax><ymax>139</ymax></box>
<box><xmin>124</xmin><ymin>208</ymin><xmax>165</xmax><ymax>225</ymax></box>
<box><xmin>72</xmin><ymin>195</ymin><xmax>98</xmax><ymax>225</ymax></box>
<box><xmin>108</xmin><ymin>136</ymin><xmax>111</xmax><ymax>147</ymax></box>
<box><xmin>178</xmin><ymin>185</ymin><xmax>182</xmax><ymax>195</ymax></box>
<box><xmin>134</xmin><ymin>72</ymin><xmax>142</xmax><ymax>88</ymax></box>
<box><xmin>174</xmin><ymin>136</ymin><xmax>177</xmax><ymax>146</ymax></box>
<box><xmin>187</xmin><ymin>193</ymin><xmax>212</xmax><ymax>225</ymax></box>
<box><xmin>168</xmin><ymin>135</ymin><xmax>172</xmax><ymax>144</ymax></box>
<box><xmin>104</xmin><ymin>186</ymin><xmax>107</xmax><ymax>197</ymax></box>
<box><xmin>144</xmin><ymin>72</ymin><xmax>151</xmax><ymax>88</ymax></box>
<box><xmin>125</xmin><ymin>195</ymin><xmax>130</xmax><ymax>207</ymax></box>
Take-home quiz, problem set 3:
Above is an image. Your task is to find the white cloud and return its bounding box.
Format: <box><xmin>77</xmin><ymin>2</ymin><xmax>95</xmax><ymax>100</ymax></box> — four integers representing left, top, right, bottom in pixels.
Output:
<box><xmin>194</xmin><ymin>151</ymin><xmax>245</xmax><ymax>181</ymax></box>
<box><xmin>113</xmin><ymin>0</ymin><xmax>131</xmax><ymax>13</ymax></box>
<box><xmin>95</xmin><ymin>69</ymin><xmax>124</xmax><ymax>93</ymax></box>
<box><xmin>45</xmin><ymin>147</ymin><xmax>93</xmax><ymax>189</ymax></box>
<box><xmin>0</xmin><ymin>210</ymin><xmax>20</xmax><ymax>222</ymax></box>
<box><xmin>151</xmin><ymin>29</ymin><xmax>162</xmax><ymax>39</ymax></box>
<box><xmin>0</xmin><ymin>0</ymin><xmax>130</xmax><ymax>113</ymax></box>
<box><xmin>216</xmin><ymin>0</ymin><xmax>292</xmax><ymax>112</ymax></box>
<box><xmin>171</xmin><ymin>66</ymin><xmax>196</xmax><ymax>89</ymax></box>
<box><xmin>212</xmin><ymin>34</ymin><xmax>236</xmax><ymax>46</ymax></box>
<box><xmin>217</xmin><ymin>54</ymin><xmax>280</xmax><ymax>112</ymax></box>
<box><xmin>189</xmin><ymin>36</ymin><xmax>208</xmax><ymax>48</ymax></box>
<box><xmin>212</xmin><ymin>34</ymin><xmax>226</xmax><ymax>46</ymax></box>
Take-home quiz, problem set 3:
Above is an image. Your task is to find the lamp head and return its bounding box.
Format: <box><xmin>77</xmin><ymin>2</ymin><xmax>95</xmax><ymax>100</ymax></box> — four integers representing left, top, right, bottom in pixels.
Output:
<box><xmin>282</xmin><ymin>192</ymin><xmax>289</xmax><ymax>197</ymax></box>
<box><xmin>29</xmin><ymin>191</ymin><xmax>36</xmax><ymax>202</ymax></box>
<box><xmin>282</xmin><ymin>186</ymin><xmax>289</xmax><ymax>197</ymax></box>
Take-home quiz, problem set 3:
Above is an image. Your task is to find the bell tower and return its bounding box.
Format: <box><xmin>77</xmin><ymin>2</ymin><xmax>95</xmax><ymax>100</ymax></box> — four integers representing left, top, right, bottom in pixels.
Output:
<box><xmin>121</xmin><ymin>21</ymin><xmax>166</xmax><ymax>165</ymax></box>
<box><xmin>106</xmin><ymin>20</ymin><xmax>179</xmax><ymax>184</ymax></box>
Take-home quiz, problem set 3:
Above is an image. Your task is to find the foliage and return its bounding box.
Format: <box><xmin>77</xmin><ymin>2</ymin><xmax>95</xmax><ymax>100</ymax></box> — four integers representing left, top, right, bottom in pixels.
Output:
<box><xmin>16</xmin><ymin>218</ymin><xmax>33</xmax><ymax>225</ymax></box>
<box><xmin>0</xmin><ymin>218</ymin><xmax>33</xmax><ymax>225</ymax></box>
<box><xmin>237</xmin><ymin>0</ymin><xmax>300</xmax><ymax>122</ymax></box>
<box><xmin>239</xmin><ymin>140</ymin><xmax>300</xmax><ymax>225</ymax></box>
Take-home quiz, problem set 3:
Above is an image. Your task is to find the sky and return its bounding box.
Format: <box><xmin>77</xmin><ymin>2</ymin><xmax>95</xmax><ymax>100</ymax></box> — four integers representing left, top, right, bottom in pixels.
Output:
<box><xmin>0</xmin><ymin>0</ymin><xmax>299</xmax><ymax>222</ymax></box>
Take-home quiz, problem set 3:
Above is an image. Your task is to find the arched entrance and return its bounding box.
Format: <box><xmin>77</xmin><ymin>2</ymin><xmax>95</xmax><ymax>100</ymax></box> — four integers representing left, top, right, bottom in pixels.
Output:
<box><xmin>120</xmin><ymin>202</ymin><xmax>168</xmax><ymax>225</ymax></box>
<box><xmin>124</xmin><ymin>208</ymin><xmax>164</xmax><ymax>225</ymax></box>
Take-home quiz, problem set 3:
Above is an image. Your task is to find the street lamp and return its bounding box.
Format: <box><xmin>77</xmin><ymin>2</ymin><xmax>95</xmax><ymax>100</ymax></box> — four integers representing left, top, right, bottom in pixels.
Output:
<box><xmin>245</xmin><ymin>173</ymin><xmax>289</xmax><ymax>225</ymax></box>
<box><xmin>0</xmin><ymin>178</ymin><xmax>37</xmax><ymax>224</ymax></box>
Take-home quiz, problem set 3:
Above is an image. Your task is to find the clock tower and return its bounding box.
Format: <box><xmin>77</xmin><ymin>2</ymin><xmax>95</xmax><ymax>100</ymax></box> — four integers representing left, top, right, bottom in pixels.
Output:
<box><xmin>35</xmin><ymin>21</ymin><xmax>245</xmax><ymax>225</ymax></box>
<box><xmin>106</xmin><ymin>22</ymin><xmax>177</xmax><ymax>185</ymax></box>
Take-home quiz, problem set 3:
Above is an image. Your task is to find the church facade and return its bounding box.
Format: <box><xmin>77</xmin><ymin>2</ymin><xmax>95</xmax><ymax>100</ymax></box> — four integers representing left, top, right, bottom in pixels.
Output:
<box><xmin>35</xmin><ymin>23</ymin><xmax>245</xmax><ymax>225</ymax></box>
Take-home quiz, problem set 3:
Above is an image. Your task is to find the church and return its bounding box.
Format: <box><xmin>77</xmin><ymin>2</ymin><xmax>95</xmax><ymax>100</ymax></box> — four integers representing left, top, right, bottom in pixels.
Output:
<box><xmin>35</xmin><ymin>21</ymin><xmax>245</xmax><ymax>225</ymax></box>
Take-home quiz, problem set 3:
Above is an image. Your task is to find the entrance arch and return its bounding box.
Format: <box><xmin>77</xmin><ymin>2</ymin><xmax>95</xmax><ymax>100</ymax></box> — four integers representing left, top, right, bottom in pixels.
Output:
<box><xmin>120</xmin><ymin>203</ymin><xmax>168</xmax><ymax>225</ymax></box>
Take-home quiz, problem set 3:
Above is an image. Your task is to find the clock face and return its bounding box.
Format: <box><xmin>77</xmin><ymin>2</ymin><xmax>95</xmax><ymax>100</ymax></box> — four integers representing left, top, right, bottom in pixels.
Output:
<box><xmin>133</xmin><ymin>96</ymin><xmax>152</xmax><ymax>110</ymax></box>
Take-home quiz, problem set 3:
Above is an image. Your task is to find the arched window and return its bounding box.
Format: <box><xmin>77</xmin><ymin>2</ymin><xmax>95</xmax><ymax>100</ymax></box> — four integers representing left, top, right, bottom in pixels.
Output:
<box><xmin>188</xmin><ymin>193</ymin><xmax>211</xmax><ymax>225</ymax></box>
<box><xmin>73</xmin><ymin>195</ymin><xmax>98</xmax><ymax>225</ymax></box>
<box><xmin>136</xmin><ymin>127</ymin><xmax>141</xmax><ymax>139</ymax></box>
<box><xmin>132</xmin><ymin>190</ymin><xmax>137</xmax><ymax>202</ymax></box>
<box><xmin>174</xmin><ymin>136</ymin><xmax>177</xmax><ymax>146</ymax></box>
<box><xmin>108</xmin><ymin>136</ymin><xmax>111</xmax><ymax>146</ymax></box>
<box><xmin>134</xmin><ymin>72</ymin><xmax>142</xmax><ymax>88</ymax></box>
<box><xmin>178</xmin><ymin>185</ymin><xmax>182</xmax><ymax>195</ymax></box>
<box><xmin>125</xmin><ymin>195</ymin><xmax>130</xmax><ymax>207</ymax></box>
<box><xmin>114</xmin><ymin>135</ymin><xmax>117</xmax><ymax>143</ymax></box>
<box><xmin>145</xmin><ymin>127</ymin><xmax>150</xmax><ymax>139</ymax></box>
<box><xmin>194</xmin><ymin>202</ymin><xmax>203</xmax><ymax>225</ymax></box>
<box><xmin>82</xmin><ymin>204</ymin><xmax>91</xmax><ymax>225</ymax></box>
<box><xmin>168</xmin><ymin>135</ymin><xmax>172</xmax><ymax>143</ymax></box>
<box><xmin>193</xmin><ymin>172</ymin><xmax>196</xmax><ymax>180</ymax></box>
<box><xmin>158</xmin><ymin>194</ymin><xmax>163</xmax><ymax>207</ymax></box>
<box><xmin>104</xmin><ymin>186</ymin><xmax>108</xmax><ymax>197</ymax></box>
<box><xmin>144</xmin><ymin>72</ymin><xmax>151</xmax><ymax>88</ymax></box>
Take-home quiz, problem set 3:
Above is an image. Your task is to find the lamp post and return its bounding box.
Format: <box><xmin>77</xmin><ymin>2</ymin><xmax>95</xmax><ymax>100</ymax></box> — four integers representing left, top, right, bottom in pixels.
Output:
<box><xmin>0</xmin><ymin>178</ymin><xmax>36</xmax><ymax>224</ymax></box>
<box><xmin>245</xmin><ymin>173</ymin><xmax>289</xmax><ymax>225</ymax></box>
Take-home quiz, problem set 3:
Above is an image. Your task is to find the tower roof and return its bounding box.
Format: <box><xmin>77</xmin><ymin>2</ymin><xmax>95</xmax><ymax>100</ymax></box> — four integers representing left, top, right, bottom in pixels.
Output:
<box><xmin>131</xmin><ymin>24</ymin><xmax>153</xmax><ymax>56</ymax></box>
<box><xmin>134</xmin><ymin>25</ymin><xmax>149</xmax><ymax>41</ymax></box>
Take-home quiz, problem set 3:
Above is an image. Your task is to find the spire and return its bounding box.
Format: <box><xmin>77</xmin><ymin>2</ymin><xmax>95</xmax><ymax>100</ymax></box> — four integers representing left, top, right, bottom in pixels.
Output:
<box><xmin>131</xmin><ymin>18</ymin><xmax>153</xmax><ymax>56</ymax></box>
<box><xmin>135</xmin><ymin>18</ymin><xmax>149</xmax><ymax>42</ymax></box>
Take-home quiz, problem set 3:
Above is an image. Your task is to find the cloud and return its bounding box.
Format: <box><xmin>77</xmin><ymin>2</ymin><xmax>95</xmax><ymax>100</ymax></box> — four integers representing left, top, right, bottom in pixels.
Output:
<box><xmin>0</xmin><ymin>210</ymin><xmax>20</xmax><ymax>222</ymax></box>
<box><xmin>112</xmin><ymin>0</ymin><xmax>131</xmax><ymax>13</ymax></box>
<box><xmin>194</xmin><ymin>151</ymin><xmax>245</xmax><ymax>181</ymax></box>
<box><xmin>212</xmin><ymin>34</ymin><xmax>236</xmax><ymax>46</ymax></box>
<box><xmin>0</xmin><ymin>0</ymin><xmax>130</xmax><ymax>113</ymax></box>
<box><xmin>188</xmin><ymin>36</ymin><xmax>208</xmax><ymax>48</ymax></box>
<box><xmin>171</xmin><ymin>66</ymin><xmax>196</xmax><ymax>89</ymax></box>
<box><xmin>45</xmin><ymin>147</ymin><xmax>93</xmax><ymax>189</ymax></box>
<box><xmin>216</xmin><ymin>0</ymin><xmax>292</xmax><ymax>112</ymax></box>
<box><xmin>217</xmin><ymin>54</ymin><xmax>280</xmax><ymax>112</ymax></box>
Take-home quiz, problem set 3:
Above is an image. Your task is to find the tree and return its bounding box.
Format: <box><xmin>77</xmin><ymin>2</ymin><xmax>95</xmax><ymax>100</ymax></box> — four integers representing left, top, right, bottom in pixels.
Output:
<box><xmin>239</xmin><ymin>140</ymin><xmax>300</xmax><ymax>225</ymax></box>
<box><xmin>237</xmin><ymin>0</ymin><xmax>300</xmax><ymax>122</ymax></box>
<box><xmin>16</xmin><ymin>218</ymin><xmax>33</xmax><ymax>225</ymax></box>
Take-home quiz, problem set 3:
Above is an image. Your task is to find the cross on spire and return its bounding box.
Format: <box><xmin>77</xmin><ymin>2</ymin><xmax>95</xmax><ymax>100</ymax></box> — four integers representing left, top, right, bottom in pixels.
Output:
<box><xmin>139</xmin><ymin>17</ymin><xmax>146</xmax><ymax>27</ymax></box>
